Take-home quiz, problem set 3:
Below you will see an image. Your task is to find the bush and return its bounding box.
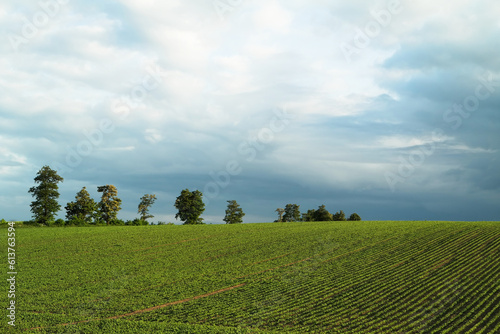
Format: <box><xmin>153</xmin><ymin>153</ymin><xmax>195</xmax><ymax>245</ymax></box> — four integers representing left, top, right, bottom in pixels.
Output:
<box><xmin>54</xmin><ymin>219</ymin><xmax>66</xmax><ymax>226</ymax></box>
<box><xmin>109</xmin><ymin>219</ymin><xmax>125</xmax><ymax>226</ymax></box>
<box><xmin>67</xmin><ymin>217</ymin><xmax>87</xmax><ymax>226</ymax></box>
<box><xmin>93</xmin><ymin>218</ymin><xmax>106</xmax><ymax>226</ymax></box>
<box><xmin>348</xmin><ymin>213</ymin><xmax>362</xmax><ymax>221</ymax></box>
<box><xmin>0</xmin><ymin>219</ymin><xmax>8</xmax><ymax>225</ymax></box>
<box><xmin>126</xmin><ymin>219</ymin><xmax>148</xmax><ymax>226</ymax></box>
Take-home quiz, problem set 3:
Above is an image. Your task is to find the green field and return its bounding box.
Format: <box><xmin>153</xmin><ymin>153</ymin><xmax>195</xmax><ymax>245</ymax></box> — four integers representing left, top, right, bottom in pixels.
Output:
<box><xmin>3</xmin><ymin>221</ymin><xmax>500</xmax><ymax>333</ymax></box>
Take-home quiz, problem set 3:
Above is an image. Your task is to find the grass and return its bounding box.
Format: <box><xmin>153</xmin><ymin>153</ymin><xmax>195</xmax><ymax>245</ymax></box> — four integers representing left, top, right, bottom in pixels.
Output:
<box><xmin>2</xmin><ymin>221</ymin><xmax>499</xmax><ymax>333</ymax></box>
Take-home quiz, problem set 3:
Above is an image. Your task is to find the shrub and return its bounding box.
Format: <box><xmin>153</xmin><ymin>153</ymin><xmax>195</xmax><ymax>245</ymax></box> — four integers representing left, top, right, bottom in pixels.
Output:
<box><xmin>67</xmin><ymin>217</ymin><xmax>86</xmax><ymax>226</ymax></box>
<box><xmin>54</xmin><ymin>219</ymin><xmax>66</xmax><ymax>226</ymax></box>
<box><xmin>109</xmin><ymin>219</ymin><xmax>125</xmax><ymax>226</ymax></box>
<box><xmin>125</xmin><ymin>219</ymin><xmax>148</xmax><ymax>226</ymax></box>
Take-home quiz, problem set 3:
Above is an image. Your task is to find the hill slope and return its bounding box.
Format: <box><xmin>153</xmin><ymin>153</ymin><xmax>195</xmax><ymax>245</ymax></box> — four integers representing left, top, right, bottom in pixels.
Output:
<box><xmin>5</xmin><ymin>221</ymin><xmax>500</xmax><ymax>333</ymax></box>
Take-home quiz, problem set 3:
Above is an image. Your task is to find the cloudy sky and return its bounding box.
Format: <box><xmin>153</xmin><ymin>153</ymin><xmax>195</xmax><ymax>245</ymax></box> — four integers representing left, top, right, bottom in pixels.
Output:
<box><xmin>1</xmin><ymin>0</ymin><xmax>499</xmax><ymax>223</ymax></box>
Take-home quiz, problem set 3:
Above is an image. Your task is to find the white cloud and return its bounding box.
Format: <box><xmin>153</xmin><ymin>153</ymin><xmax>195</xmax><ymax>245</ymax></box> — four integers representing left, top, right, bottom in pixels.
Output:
<box><xmin>144</xmin><ymin>129</ymin><xmax>163</xmax><ymax>144</ymax></box>
<box><xmin>1</xmin><ymin>0</ymin><xmax>499</xmax><ymax>221</ymax></box>
<box><xmin>376</xmin><ymin>134</ymin><xmax>450</xmax><ymax>149</ymax></box>
<box><xmin>253</xmin><ymin>2</ymin><xmax>293</xmax><ymax>34</ymax></box>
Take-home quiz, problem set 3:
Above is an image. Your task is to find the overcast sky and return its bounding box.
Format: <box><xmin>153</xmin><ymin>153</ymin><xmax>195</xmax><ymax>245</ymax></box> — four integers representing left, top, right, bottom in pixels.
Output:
<box><xmin>1</xmin><ymin>0</ymin><xmax>499</xmax><ymax>223</ymax></box>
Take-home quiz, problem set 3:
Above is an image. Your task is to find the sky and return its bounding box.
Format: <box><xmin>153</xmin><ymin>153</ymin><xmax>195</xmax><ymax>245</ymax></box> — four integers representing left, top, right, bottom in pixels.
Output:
<box><xmin>1</xmin><ymin>0</ymin><xmax>499</xmax><ymax>223</ymax></box>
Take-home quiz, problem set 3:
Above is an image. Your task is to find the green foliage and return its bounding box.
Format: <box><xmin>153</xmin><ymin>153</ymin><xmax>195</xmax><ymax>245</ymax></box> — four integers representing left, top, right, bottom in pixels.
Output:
<box><xmin>65</xmin><ymin>187</ymin><xmax>96</xmax><ymax>224</ymax></box>
<box><xmin>174</xmin><ymin>189</ymin><xmax>205</xmax><ymax>225</ymax></box>
<box><xmin>0</xmin><ymin>218</ymin><xmax>7</xmax><ymax>225</ymax></box>
<box><xmin>12</xmin><ymin>221</ymin><xmax>500</xmax><ymax>333</ymax></box>
<box><xmin>67</xmin><ymin>217</ymin><xmax>87</xmax><ymax>226</ymax></box>
<box><xmin>157</xmin><ymin>221</ymin><xmax>175</xmax><ymax>225</ymax></box>
<box><xmin>28</xmin><ymin>165</ymin><xmax>64</xmax><ymax>225</ymax></box>
<box><xmin>223</xmin><ymin>200</ymin><xmax>245</xmax><ymax>224</ymax></box>
<box><xmin>275</xmin><ymin>208</ymin><xmax>285</xmax><ymax>222</ymax></box>
<box><xmin>109</xmin><ymin>218</ymin><xmax>125</xmax><ymax>226</ymax></box>
<box><xmin>283</xmin><ymin>204</ymin><xmax>301</xmax><ymax>222</ymax></box>
<box><xmin>301</xmin><ymin>209</ymin><xmax>316</xmax><ymax>222</ymax></box>
<box><xmin>313</xmin><ymin>205</ymin><xmax>333</xmax><ymax>221</ymax></box>
<box><xmin>348</xmin><ymin>213</ymin><xmax>362</xmax><ymax>221</ymax></box>
<box><xmin>126</xmin><ymin>218</ymin><xmax>149</xmax><ymax>226</ymax></box>
<box><xmin>138</xmin><ymin>194</ymin><xmax>157</xmax><ymax>222</ymax></box>
<box><xmin>54</xmin><ymin>218</ymin><xmax>66</xmax><ymax>226</ymax></box>
<box><xmin>22</xmin><ymin>220</ymin><xmax>36</xmax><ymax>226</ymax></box>
<box><xmin>332</xmin><ymin>210</ymin><xmax>346</xmax><ymax>221</ymax></box>
<box><xmin>97</xmin><ymin>185</ymin><xmax>122</xmax><ymax>225</ymax></box>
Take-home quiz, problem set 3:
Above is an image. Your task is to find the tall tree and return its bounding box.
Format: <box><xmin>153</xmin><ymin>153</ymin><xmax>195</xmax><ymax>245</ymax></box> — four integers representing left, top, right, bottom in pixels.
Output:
<box><xmin>223</xmin><ymin>200</ymin><xmax>245</xmax><ymax>224</ymax></box>
<box><xmin>28</xmin><ymin>165</ymin><xmax>64</xmax><ymax>225</ymax></box>
<box><xmin>283</xmin><ymin>204</ymin><xmax>301</xmax><ymax>222</ymax></box>
<box><xmin>174</xmin><ymin>189</ymin><xmax>205</xmax><ymax>225</ymax></box>
<box><xmin>97</xmin><ymin>185</ymin><xmax>122</xmax><ymax>225</ymax></box>
<box><xmin>65</xmin><ymin>187</ymin><xmax>96</xmax><ymax>224</ymax></box>
<box><xmin>275</xmin><ymin>208</ymin><xmax>285</xmax><ymax>222</ymax></box>
<box><xmin>138</xmin><ymin>194</ymin><xmax>157</xmax><ymax>222</ymax></box>
<box><xmin>313</xmin><ymin>205</ymin><xmax>333</xmax><ymax>221</ymax></box>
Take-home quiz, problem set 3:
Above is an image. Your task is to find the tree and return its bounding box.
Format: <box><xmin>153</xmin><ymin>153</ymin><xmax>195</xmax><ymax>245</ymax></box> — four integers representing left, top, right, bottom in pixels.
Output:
<box><xmin>275</xmin><ymin>208</ymin><xmax>285</xmax><ymax>222</ymax></box>
<box><xmin>28</xmin><ymin>165</ymin><xmax>64</xmax><ymax>225</ymax></box>
<box><xmin>223</xmin><ymin>200</ymin><xmax>245</xmax><ymax>224</ymax></box>
<box><xmin>313</xmin><ymin>205</ymin><xmax>333</xmax><ymax>221</ymax></box>
<box><xmin>283</xmin><ymin>204</ymin><xmax>301</xmax><ymax>222</ymax></box>
<box><xmin>174</xmin><ymin>189</ymin><xmax>205</xmax><ymax>225</ymax></box>
<box><xmin>97</xmin><ymin>185</ymin><xmax>122</xmax><ymax>225</ymax></box>
<box><xmin>332</xmin><ymin>210</ymin><xmax>346</xmax><ymax>221</ymax></box>
<box><xmin>65</xmin><ymin>187</ymin><xmax>96</xmax><ymax>224</ymax></box>
<box><xmin>348</xmin><ymin>213</ymin><xmax>362</xmax><ymax>221</ymax></box>
<box><xmin>302</xmin><ymin>209</ymin><xmax>317</xmax><ymax>222</ymax></box>
<box><xmin>138</xmin><ymin>194</ymin><xmax>157</xmax><ymax>222</ymax></box>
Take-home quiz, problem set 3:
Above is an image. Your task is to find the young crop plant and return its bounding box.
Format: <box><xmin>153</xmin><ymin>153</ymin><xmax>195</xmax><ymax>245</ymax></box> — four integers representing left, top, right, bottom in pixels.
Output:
<box><xmin>9</xmin><ymin>221</ymin><xmax>500</xmax><ymax>333</ymax></box>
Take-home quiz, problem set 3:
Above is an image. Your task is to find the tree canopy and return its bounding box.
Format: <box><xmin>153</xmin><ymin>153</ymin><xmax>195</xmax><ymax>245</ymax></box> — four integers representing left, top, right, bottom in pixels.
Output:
<box><xmin>348</xmin><ymin>213</ymin><xmax>362</xmax><ymax>221</ymax></box>
<box><xmin>28</xmin><ymin>165</ymin><xmax>64</xmax><ymax>225</ymax></box>
<box><xmin>224</xmin><ymin>200</ymin><xmax>245</xmax><ymax>224</ymax></box>
<box><xmin>314</xmin><ymin>205</ymin><xmax>333</xmax><ymax>221</ymax></box>
<box><xmin>174</xmin><ymin>189</ymin><xmax>205</xmax><ymax>225</ymax></box>
<box><xmin>332</xmin><ymin>210</ymin><xmax>346</xmax><ymax>221</ymax></box>
<box><xmin>138</xmin><ymin>194</ymin><xmax>157</xmax><ymax>222</ymax></box>
<box><xmin>65</xmin><ymin>187</ymin><xmax>96</xmax><ymax>224</ymax></box>
<box><xmin>283</xmin><ymin>204</ymin><xmax>301</xmax><ymax>222</ymax></box>
<box><xmin>97</xmin><ymin>185</ymin><xmax>122</xmax><ymax>225</ymax></box>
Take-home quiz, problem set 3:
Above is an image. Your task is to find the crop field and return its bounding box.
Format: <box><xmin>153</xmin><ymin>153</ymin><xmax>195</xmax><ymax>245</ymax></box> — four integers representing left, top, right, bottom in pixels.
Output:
<box><xmin>2</xmin><ymin>221</ymin><xmax>500</xmax><ymax>333</ymax></box>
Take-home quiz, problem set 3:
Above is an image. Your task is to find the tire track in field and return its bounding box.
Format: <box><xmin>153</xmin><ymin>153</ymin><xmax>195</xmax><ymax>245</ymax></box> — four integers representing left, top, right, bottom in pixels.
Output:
<box><xmin>29</xmin><ymin>283</ymin><xmax>246</xmax><ymax>330</ymax></box>
<box><xmin>107</xmin><ymin>283</ymin><xmax>246</xmax><ymax>319</ymax></box>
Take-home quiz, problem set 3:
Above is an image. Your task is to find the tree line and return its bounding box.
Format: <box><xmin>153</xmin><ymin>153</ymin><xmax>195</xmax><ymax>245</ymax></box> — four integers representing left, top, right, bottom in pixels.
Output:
<box><xmin>9</xmin><ymin>165</ymin><xmax>360</xmax><ymax>226</ymax></box>
<box><xmin>19</xmin><ymin>165</ymin><xmax>244</xmax><ymax>226</ymax></box>
<box><xmin>275</xmin><ymin>204</ymin><xmax>361</xmax><ymax>222</ymax></box>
